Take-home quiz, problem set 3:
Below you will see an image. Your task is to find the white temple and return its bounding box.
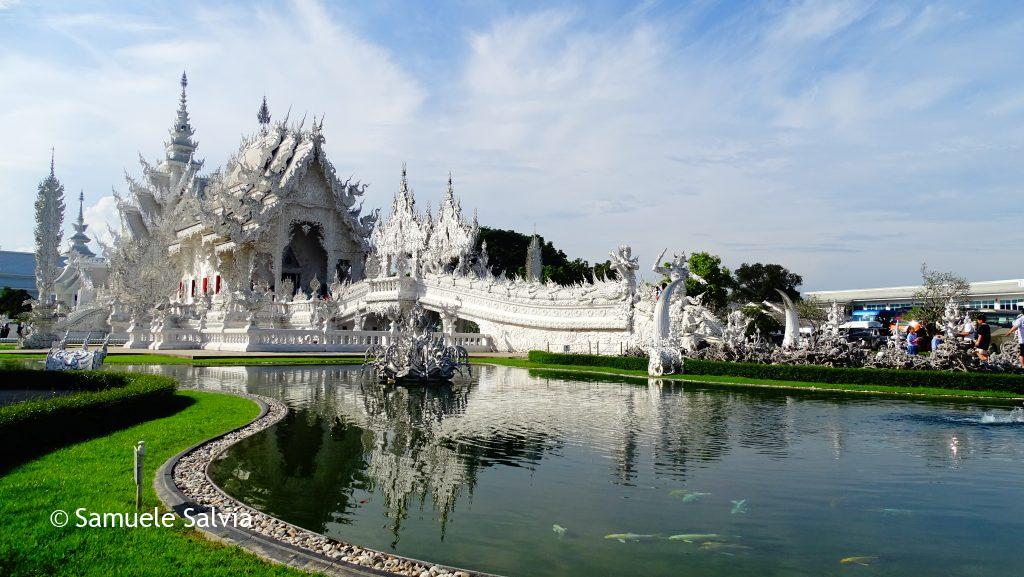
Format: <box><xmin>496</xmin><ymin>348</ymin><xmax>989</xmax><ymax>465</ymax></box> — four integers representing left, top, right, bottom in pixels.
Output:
<box><xmin>42</xmin><ymin>74</ymin><xmax>720</xmax><ymax>355</ymax></box>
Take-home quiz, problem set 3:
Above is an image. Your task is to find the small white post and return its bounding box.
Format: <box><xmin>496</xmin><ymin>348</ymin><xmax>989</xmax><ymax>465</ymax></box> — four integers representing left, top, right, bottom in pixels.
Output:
<box><xmin>133</xmin><ymin>441</ymin><xmax>145</xmax><ymax>510</ymax></box>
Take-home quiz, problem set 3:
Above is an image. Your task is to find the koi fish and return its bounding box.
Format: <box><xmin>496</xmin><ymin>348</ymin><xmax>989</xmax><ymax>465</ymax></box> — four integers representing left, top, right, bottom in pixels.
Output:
<box><xmin>668</xmin><ymin>533</ymin><xmax>722</xmax><ymax>543</ymax></box>
<box><xmin>700</xmin><ymin>541</ymin><xmax>750</xmax><ymax>551</ymax></box>
<box><xmin>730</xmin><ymin>499</ymin><xmax>747</xmax><ymax>515</ymax></box>
<box><xmin>605</xmin><ymin>533</ymin><xmax>659</xmax><ymax>543</ymax></box>
<box><xmin>552</xmin><ymin>524</ymin><xmax>567</xmax><ymax>538</ymax></box>
<box><xmin>669</xmin><ymin>489</ymin><xmax>711</xmax><ymax>502</ymax></box>
<box><xmin>840</xmin><ymin>556</ymin><xmax>879</xmax><ymax>566</ymax></box>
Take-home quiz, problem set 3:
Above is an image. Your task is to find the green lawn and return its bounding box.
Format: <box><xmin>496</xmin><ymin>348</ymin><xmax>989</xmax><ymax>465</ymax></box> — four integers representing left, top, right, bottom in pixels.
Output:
<box><xmin>475</xmin><ymin>357</ymin><xmax>1024</xmax><ymax>401</ymax></box>
<box><xmin>0</xmin><ymin>390</ymin><xmax>321</xmax><ymax>577</ymax></box>
<box><xmin>0</xmin><ymin>344</ymin><xmax>16</xmax><ymax>350</ymax></box>
<box><xmin>0</xmin><ymin>352</ymin><xmax>363</xmax><ymax>367</ymax></box>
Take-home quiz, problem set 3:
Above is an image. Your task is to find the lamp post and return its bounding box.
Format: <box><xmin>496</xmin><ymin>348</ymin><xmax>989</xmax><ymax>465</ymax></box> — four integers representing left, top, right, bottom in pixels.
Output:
<box><xmin>133</xmin><ymin>441</ymin><xmax>145</xmax><ymax>510</ymax></box>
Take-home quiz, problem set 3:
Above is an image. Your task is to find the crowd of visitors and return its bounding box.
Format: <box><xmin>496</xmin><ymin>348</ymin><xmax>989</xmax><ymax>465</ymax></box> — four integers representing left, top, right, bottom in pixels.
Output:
<box><xmin>895</xmin><ymin>312</ymin><xmax>1024</xmax><ymax>368</ymax></box>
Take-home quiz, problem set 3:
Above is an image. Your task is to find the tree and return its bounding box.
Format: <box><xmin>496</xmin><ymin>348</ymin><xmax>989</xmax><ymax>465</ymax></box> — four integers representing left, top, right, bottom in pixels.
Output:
<box><xmin>912</xmin><ymin>263</ymin><xmax>970</xmax><ymax>324</ymax></box>
<box><xmin>731</xmin><ymin>262</ymin><xmax>802</xmax><ymax>304</ymax></box>
<box><xmin>742</xmin><ymin>303</ymin><xmax>782</xmax><ymax>338</ymax></box>
<box><xmin>796</xmin><ymin>296</ymin><xmax>831</xmax><ymax>329</ymax></box>
<box><xmin>0</xmin><ymin>287</ymin><xmax>32</xmax><ymax>318</ymax></box>
<box><xmin>592</xmin><ymin>259</ymin><xmax>619</xmax><ymax>281</ymax></box>
<box><xmin>686</xmin><ymin>252</ymin><xmax>732</xmax><ymax>312</ymax></box>
<box><xmin>475</xmin><ymin>227</ymin><xmax>601</xmax><ymax>285</ymax></box>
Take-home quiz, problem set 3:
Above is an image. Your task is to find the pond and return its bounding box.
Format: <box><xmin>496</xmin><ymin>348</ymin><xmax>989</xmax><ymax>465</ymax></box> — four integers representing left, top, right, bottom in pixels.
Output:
<box><xmin>128</xmin><ymin>363</ymin><xmax>1022</xmax><ymax>577</ymax></box>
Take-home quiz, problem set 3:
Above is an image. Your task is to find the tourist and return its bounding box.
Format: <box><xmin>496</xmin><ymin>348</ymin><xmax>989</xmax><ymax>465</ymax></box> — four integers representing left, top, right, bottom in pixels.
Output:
<box><xmin>973</xmin><ymin>315</ymin><xmax>991</xmax><ymax>362</ymax></box>
<box><xmin>906</xmin><ymin>328</ymin><xmax>919</xmax><ymax>355</ymax></box>
<box><xmin>916</xmin><ymin>324</ymin><xmax>929</xmax><ymax>352</ymax></box>
<box><xmin>1007</xmin><ymin>312</ymin><xmax>1024</xmax><ymax>368</ymax></box>
<box><xmin>0</xmin><ymin>322</ymin><xmax>8</xmax><ymax>338</ymax></box>
<box><xmin>931</xmin><ymin>332</ymin><xmax>943</xmax><ymax>352</ymax></box>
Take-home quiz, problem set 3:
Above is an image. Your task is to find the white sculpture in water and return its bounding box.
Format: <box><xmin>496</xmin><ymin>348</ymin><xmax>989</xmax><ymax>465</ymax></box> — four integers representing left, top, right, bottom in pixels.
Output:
<box><xmin>45</xmin><ymin>332</ymin><xmax>109</xmax><ymax>371</ymax></box>
<box><xmin>363</xmin><ymin>302</ymin><xmax>471</xmax><ymax>382</ymax></box>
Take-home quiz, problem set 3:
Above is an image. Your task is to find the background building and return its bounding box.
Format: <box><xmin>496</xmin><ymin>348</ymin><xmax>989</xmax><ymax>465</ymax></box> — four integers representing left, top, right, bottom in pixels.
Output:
<box><xmin>0</xmin><ymin>251</ymin><xmax>39</xmax><ymax>297</ymax></box>
<box><xmin>807</xmin><ymin>279</ymin><xmax>1024</xmax><ymax>311</ymax></box>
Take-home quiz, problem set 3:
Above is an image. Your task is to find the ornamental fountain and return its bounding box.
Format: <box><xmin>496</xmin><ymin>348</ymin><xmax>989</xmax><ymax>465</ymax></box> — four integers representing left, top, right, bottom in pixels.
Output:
<box><xmin>363</xmin><ymin>302</ymin><xmax>471</xmax><ymax>383</ymax></box>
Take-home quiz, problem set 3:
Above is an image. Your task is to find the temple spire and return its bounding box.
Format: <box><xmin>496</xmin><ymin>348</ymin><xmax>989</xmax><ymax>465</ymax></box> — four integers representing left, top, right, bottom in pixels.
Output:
<box><xmin>34</xmin><ymin>152</ymin><xmax>66</xmax><ymax>300</ymax></box>
<box><xmin>50</xmin><ymin>147</ymin><xmax>55</xmax><ymax>177</ymax></box>
<box><xmin>257</xmin><ymin>95</ymin><xmax>271</xmax><ymax>128</ymax></box>
<box><xmin>67</xmin><ymin>189</ymin><xmax>95</xmax><ymax>257</ymax></box>
<box><xmin>163</xmin><ymin>71</ymin><xmax>199</xmax><ymax>180</ymax></box>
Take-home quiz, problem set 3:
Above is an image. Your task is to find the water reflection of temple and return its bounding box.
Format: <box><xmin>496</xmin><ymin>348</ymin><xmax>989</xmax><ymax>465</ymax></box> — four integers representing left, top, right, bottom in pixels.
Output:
<box><xmin>147</xmin><ymin>363</ymin><xmax>819</xmax><ymax>541</ymax></box>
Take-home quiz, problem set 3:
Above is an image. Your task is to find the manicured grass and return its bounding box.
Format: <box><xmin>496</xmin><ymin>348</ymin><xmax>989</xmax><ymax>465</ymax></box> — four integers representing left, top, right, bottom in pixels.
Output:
<box><xmin>0</xmin><ymin>390</ymin><xmax>319</xmax><ymax>577</ymax></box>
<box><xmin>1</xmin><ymin>371</ymin><xmax>179</xmax><ymax>469</ymax></box>
<box><xmin>0</xmin><ymin>344</ymin><xmax>16</xmax><ymax>350</ymax></box>
<box><xmin>473</xmin><ymin>357</ymin><xmax>1024</xmax><ymax>401</ymax></box>
<box><xmin>0</xmin><ymin>352</ymin><xmax>364</xmax><ymax>367</ymax></box>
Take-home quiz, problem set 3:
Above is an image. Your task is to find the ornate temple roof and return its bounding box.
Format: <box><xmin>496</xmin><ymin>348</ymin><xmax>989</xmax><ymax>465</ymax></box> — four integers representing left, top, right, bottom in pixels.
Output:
<box><xmin>117</xmin><ymin>76</ymin><xmax>375</xmax><ymax>253</ymax></box>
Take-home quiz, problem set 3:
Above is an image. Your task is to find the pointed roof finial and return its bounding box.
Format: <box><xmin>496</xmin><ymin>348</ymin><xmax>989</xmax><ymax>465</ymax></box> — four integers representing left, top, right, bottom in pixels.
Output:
<box><xmin>257</xmin><ymin>95</ymin><xmax>271</xmax><ymax>126</ymax></box>
<box><xmin>78</xmin><ymin>189</ymin><xmax>85</xmax><ymax>221</ymax></box>
<box><xmin>180</xmin><ymin>70</ymin><xmax>188</xmax><ymax>92</ymax></box>
<box><xmin>50</xmin><ymin>147</ymin><xmax>55</xmax><ymax>177</ymax></box>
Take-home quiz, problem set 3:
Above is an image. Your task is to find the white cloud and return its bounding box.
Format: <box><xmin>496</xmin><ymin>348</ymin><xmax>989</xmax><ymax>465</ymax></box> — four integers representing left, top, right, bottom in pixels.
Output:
<box><xmin>1</xmin><ymin>1</ymin><xmax>1023</xmax><ymax>291</ymax></box>
<box><xmin>82</xmin><ymin>195</ymin><xmax>120</xmax><ymax>253</ymax></box>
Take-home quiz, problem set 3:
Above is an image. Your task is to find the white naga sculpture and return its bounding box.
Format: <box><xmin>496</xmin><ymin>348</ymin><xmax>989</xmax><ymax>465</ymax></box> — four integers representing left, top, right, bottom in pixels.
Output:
<box><xmin>647</xmin><ymin>249</ymin><xmax>705</xmax><ymax>376</ymax></box>
<box><xmin>45</xmin><ymin>332</ymin><xmax>109</xmax><ymax>371</ymax></box>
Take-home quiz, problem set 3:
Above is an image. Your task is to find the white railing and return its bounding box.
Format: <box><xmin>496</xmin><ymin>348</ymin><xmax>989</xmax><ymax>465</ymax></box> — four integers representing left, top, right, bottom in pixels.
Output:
<box><xmin>188</xmin><ymin>328</ymin><xmax>493</xmax><ymax>353</ymax></box>
<box><xmin>543</xmin><ymin>340</ymin><xmax>631</xmax><ymax>356</ymax></box>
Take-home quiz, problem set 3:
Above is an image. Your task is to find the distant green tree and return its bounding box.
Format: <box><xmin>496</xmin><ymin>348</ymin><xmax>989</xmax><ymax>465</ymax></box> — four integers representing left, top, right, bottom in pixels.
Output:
<box><xmin>476</xmin><ymin>227</ymin><xmax>600</xmax><ymax>285</ymax></box>
<box><xmin>731</xmin><ymin>262</ymin><xmax>803</xmax><ymax>304</ymax></box>
<box><xmin>685</xmin><ymin>252</ymin><xmax>732</xmax><ymax>312</ymax></box>
<box><xmin>911</xmin><ymin>263</ymin><xmax>970</xmax><ymax>325</ymax></box>
<box><xmin>0</xmin><ymin>287</ymin><xmax>31</xmax><ymax>318</ymax></box>
<box><xmin>592</xmin><ymin>259</ymin><xmax>618</xmax><ymax>281</ymax></box>
<box><xmin>902</xmin><ymin>306</ymin><xmax>929</xmax><ymax>322</ymax></box>
<box><xmin>796</xmin><ymin>297</ymin><xmax>830</xmax><ymax>325</ymax></box>
<box><xmin>742</xmin><ymin>303</ymin><xmax>782</xmax><ymax>337</ymax></box>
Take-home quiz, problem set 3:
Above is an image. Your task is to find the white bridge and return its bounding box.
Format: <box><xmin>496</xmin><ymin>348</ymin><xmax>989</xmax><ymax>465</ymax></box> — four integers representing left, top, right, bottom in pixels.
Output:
<box><xmin>64</xmin><ymin>265</ymin><xmax>652</xmax><ymax>354</ymax></box>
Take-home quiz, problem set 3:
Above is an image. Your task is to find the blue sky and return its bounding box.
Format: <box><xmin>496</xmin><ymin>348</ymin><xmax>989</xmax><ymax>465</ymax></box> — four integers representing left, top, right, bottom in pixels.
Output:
<box><xmin>1</xmin><ymin>0</ymin><xmax>1022</xmax><ymax>290</ymax></box>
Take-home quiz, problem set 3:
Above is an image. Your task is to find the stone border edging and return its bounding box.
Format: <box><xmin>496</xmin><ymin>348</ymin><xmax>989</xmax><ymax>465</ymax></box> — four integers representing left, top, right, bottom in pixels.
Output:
<box><xmin>154</xmin><ymin>390</ymin><xmax>501</xmax><ymax>577</ymax></box>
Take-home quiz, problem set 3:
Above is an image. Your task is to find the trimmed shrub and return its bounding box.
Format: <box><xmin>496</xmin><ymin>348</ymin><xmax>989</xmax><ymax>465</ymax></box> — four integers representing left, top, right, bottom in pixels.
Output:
<box><xmin>0</xmin><ymin>371</ymin><xmax>178</xmax><ymax>465</ymax></box>
<box><xmin>527</xmin><ymin>351</ymin><xmax>648</xmax><ymax>371</ymax></box>
<box><xmin>684</xmin><ymin>359</ymin><xmax>1024</xmax><ymax>393</ymax></box>
<box><xmin>526</xmin><ymin>351</ymin><xmax>1024</xmax><ymax>393</ymax></box>
<box><xmin>0</xmin><ymin>369</ymin><xmax>137</xmax><ymax>391</ymax></box>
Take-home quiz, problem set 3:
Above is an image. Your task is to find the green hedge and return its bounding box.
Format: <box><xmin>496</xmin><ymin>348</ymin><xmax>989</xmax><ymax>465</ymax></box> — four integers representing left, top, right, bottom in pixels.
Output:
<box><xmin>0</xmin><ymin>368</ymin><xmax>137</xmax><ymax>391</ymax></box>
<box><xmin>0</xmin><ymin>371</ymin><xmax>178</xmax><ymax>464</ymax></box>
<box><xmin>528</xmin><ymin>350</ymin><xmax>648</xmax><ymax>371</ymax></box>
<box><xmin>526</xmin><ymin>351</ymin><xmax>1024</xmax><ymax>393</ymax></box>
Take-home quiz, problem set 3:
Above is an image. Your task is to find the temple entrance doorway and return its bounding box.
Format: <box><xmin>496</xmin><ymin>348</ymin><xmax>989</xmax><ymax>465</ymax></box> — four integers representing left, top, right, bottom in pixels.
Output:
<box><xmin>281</xmin><ymin>221</ymin><xmax>328</xmax><ymax>297</ymax></box>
